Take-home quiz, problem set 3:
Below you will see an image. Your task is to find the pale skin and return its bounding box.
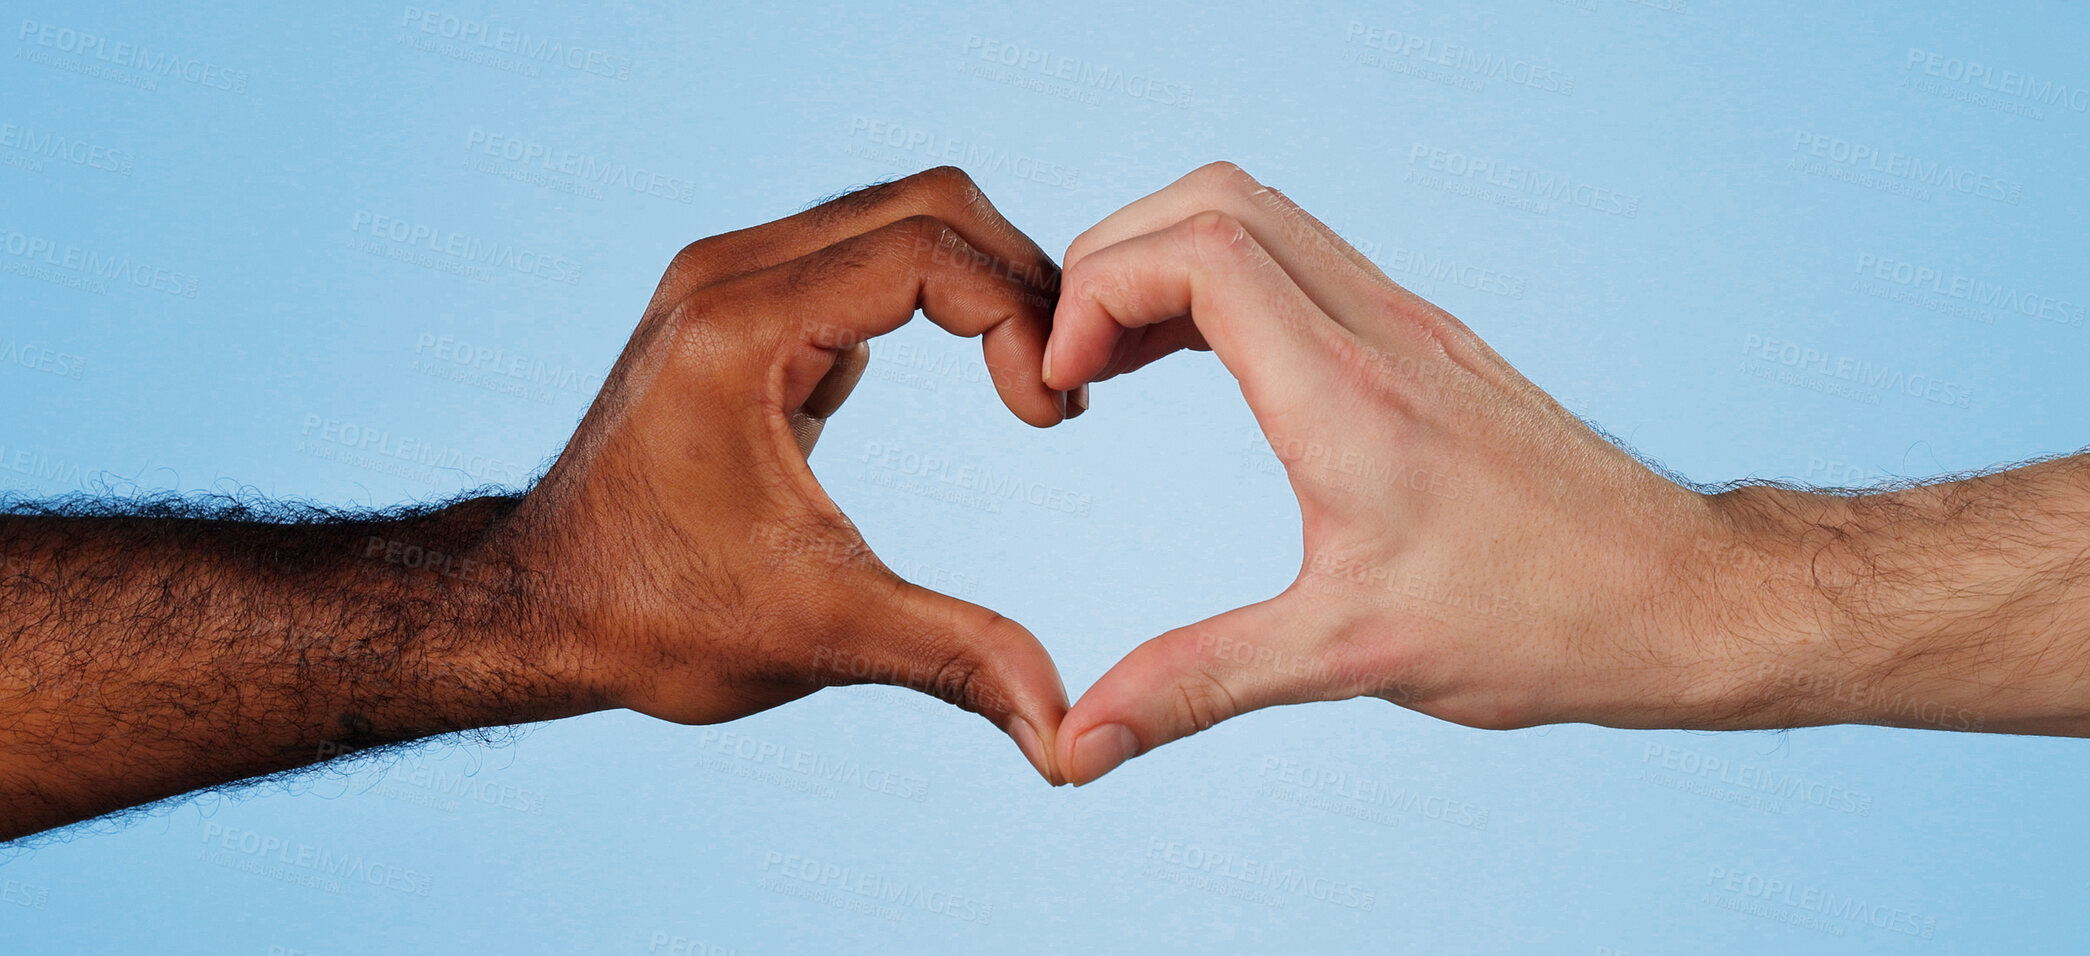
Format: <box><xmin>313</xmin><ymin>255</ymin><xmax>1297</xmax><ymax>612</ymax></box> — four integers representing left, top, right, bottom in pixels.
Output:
<box><xmin>1043</xmin><ymin>162</ymin><xmax>2090</xmax><ymax>785</ymax></box>
<box><xmin>4</xmin><ymin>165</ymin><xmax>2087</xmax><ymax>841</ymax></box>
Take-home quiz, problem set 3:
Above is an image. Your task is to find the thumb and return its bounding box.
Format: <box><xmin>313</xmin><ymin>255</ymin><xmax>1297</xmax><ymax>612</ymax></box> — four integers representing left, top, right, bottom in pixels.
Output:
<box><xmin>1056</xmin><ymin>597</ymin><xmax>1335</xmax><ymax>786</ymax></box>
<box><xmin>812</xmin><ymin>575</ymin><xmax>1071</xmax><ymax>785</ymax></box>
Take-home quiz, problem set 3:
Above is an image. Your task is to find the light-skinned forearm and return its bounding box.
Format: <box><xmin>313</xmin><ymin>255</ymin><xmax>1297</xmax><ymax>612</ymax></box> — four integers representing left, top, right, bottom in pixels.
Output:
<box><xmin>1702</xmin><ymin>454</ymin><xmax>2090</xmax><ymax>736</ymax></box>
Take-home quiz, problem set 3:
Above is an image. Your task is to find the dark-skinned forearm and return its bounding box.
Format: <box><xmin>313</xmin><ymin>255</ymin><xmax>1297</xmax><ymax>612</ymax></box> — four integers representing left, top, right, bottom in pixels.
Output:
<box><xmin>0</xmin><ymin>495</ymin><xmax>598</xmax><ymax>840</ymax></box>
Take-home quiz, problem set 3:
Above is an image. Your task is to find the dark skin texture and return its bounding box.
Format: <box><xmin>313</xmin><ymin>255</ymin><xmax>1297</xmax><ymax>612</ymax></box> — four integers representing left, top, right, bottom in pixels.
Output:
<box><xmin>0</xmin><ymin>167</ymin><xmax>1079</xmax><ymax>841</ymax></box>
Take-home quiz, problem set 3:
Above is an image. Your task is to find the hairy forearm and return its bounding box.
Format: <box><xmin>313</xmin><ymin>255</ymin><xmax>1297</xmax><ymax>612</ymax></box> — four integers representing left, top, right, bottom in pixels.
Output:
<box><xmin>0</xmin><ymin>495</ymin><xmax>597</xmax><ymax>840</ymax></box>
<box><xmin>1700</xmin><ymin>454</ymin><xmax>2090</xmax><ymax>735</ymax></box>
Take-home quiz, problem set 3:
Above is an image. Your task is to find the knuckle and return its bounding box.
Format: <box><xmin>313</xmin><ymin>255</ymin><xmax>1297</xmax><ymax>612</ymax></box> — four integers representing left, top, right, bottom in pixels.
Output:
<box><xmin>835</xmin><ymin>167</ymin><xmax>993</xmax><ymax>233</ymax></box>
<box><xmin>783</xmin><ymin>236</ymin><xmax>876</xmax><ymax>298</ymax></box>
<box><xmin>894</xmin><ymin>215</ymin><xmax>986</xmax><ymax>281</ymax></box>
<box><xmin>1175</xmin><ymin>669</ymin><xmax>1240</xmax><ymax>735</ymax></box>
<box><xmin>1067</xmin><ymin>258</ymin><xmax>1137</xmax><ymax>308</ymax></box>
<box><xmin>1061</xmin><ymin>230</ymin><xmax>1101</xmax><ymax>271</ymax></box>
<box><xmin>1365</xmin><ymin>283</ymin><xmax>1416</xmax><ymax>323</ymax></box>
<box><xmin>925</xmin><ymin>646</ymin><xmax>986</xmax><ymax>711</ymax></box>
<box><xmin>669</xmin><ymin>238</ymin><xmax>708</xmax><ymax>272</ymax></box>
<box><xmin>664</xmin><ymin>237</ymin><xmax>727</xmax><ymax>290</ymax></box>
<box><xmin>656</xmin><ymin>295</ymin><xmax>740</xmax><ymax>360</ymax></box>
<box><xmin>671</xmin><ymin>287</ymin><xmax>779</xmax><ymax>362</ymax></box>
<box><xmin>930</xmin><ymin>603</ymin><xmax>1021</xmax><ymax>715</ymax></box>
<box><xmin>913</xmin><ymin>165</ymin><xmax>980</xmax><ymax>197</ymax></box>
<box><xmin>889</xmin><ymin>214</ymin><xmax>958</xmax><ymax>256</ymax></box>
<box><xmin>909</xmin><ymin>166</ymin><xmax>992</xmax><ymax>220</ymax></box>
<box><xmin>1322</xmin><ymin>331</ymin><xmax>1393</xmax><ymax>397</ymax></box>
<box><xmin>1182</xmin><ymin>210</ymin><xmax>1255</xmax><ymax>268</ymax></box>
<box><xmin>805</xmin><ymin>167</ymin><xmax>977</xmax><ymax>230</ymax></box>
<box><xmin>1321</xmin><ymin>326</ymin><xmax>1370</xmax><ymax>372</ymax></box>
<box><xmin>1188</xmin><ymin>160</ymin><xmax>1257</xmax><ymax>196</ymax></box>
<box><xmin>1253</xmin><ymin>183</ymin><xmax>1319</xmax><ymax>240</ymax></box>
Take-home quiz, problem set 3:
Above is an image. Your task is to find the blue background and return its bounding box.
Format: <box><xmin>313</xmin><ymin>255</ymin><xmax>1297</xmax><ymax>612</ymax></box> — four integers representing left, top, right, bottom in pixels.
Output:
<box><xmin>4</xmin><ymin>1</ymin><xmax>2085</xmax><ymax>952</ymax></box>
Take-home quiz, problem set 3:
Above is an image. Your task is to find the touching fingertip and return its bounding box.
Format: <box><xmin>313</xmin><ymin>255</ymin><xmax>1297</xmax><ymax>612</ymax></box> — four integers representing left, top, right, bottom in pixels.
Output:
<box><xmin>1007</xmin><ymin>718</ymin><xmax>1059</xmax><ymax>785</ymax></box>
<box><xmin>1067</xmin><ymin>722</ymin><xmax>1140</xmax><ymax>787</ymax></box>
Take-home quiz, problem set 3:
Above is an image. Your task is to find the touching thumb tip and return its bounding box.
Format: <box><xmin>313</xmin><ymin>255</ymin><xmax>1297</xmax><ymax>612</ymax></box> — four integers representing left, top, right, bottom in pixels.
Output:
<box><xmin>1006</xmin><ymin>717</ymin><xmax>1062</xmax><ymax>785</ymax></box>
<box><xmin>1066</xmin><ymin>722</ymin><xmax>1141</xmax><ymax>787</ymax></box>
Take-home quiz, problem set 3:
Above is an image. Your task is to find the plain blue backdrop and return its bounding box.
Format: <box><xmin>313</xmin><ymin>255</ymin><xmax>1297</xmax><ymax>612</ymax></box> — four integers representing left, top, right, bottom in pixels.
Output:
<box><xmin>3</xmin><ymin>1</ymin><xmax>2086</xmax><ymax>953</ymax></box>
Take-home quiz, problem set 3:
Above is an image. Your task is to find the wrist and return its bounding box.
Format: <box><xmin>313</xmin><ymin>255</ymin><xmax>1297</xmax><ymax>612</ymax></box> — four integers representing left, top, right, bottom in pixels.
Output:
<box><xmin>1678</xmin><ymin>485</ymin><xmax>1855</xmax><ymax>729</ymax></box>
<box><xmin>393</xmin><ymin>497</ymin><xmax>613</xmax><ymax>726</ymax></box>
<box><xmin>1545</xmin><ymin>484</ymin><xmax>1820</xmax><ymax>730</ymax></box>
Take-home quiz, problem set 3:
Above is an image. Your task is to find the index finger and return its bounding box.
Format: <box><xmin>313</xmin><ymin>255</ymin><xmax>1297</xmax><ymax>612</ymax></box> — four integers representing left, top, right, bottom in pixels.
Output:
<box><xmin>681</xmin><ymin>214</ymin><xmax>1072</xmax><ymax>428</ymax></box>
<box><xmin>655</xmin><ymin>167</ymin><xmax>1060</xmax><ymax>302</ymax></box>
<box><xmin>680</xmin><ymin>168</ymin><xmax>1068</xmax><ymax>425</ymax></box>
<box><xmin>659</xmin><ymin>169</ymin><xmax>1066</xmax><ymax>402</ymax></box>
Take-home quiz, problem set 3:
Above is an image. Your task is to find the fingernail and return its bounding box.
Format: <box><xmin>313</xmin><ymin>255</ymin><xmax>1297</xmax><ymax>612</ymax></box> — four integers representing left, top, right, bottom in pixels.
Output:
<box><xmin>1068</xmin><ymin>723</ymin><xmax>1140</xmax><ymax>786</ymax></box>
<box><xmin>1007</xmin><ymin>719</ymin><xmax>1053</xmax><ymax>784</ymax></box>
<box><xmin>1041</xmin><ymin>340</ymin><xmax>1057</xmax><ymax>389</ymax></box>
<box><xmin>1067</xmin><ymin>383</ymin><xmax>1089</xmax><ymax>418</ymax></box>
